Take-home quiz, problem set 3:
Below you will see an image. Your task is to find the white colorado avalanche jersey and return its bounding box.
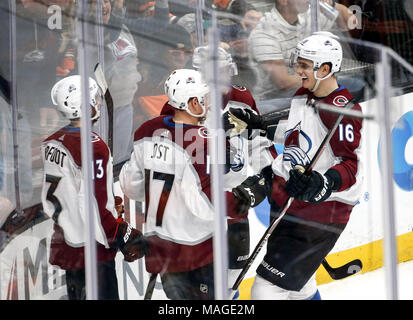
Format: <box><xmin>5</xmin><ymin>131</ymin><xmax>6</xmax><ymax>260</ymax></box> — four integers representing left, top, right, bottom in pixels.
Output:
<box><xmin>270</xmin><ymin>86</ymin><xmax>364</xmax><ymax>224</ymax></box>
<box><xmin>119</xmin><ymin>115</ymin><xmax>244</xmax><ymax>273</ymax></box>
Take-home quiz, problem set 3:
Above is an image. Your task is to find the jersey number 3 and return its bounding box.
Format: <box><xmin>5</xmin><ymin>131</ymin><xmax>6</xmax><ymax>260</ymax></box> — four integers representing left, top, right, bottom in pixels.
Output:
<box><xmin>45</xmin><ymin>174</ymin><xmax>62</xmax><ymax>223</ymax></box>
<box><xmin>144</xmin><ymin>169</ymin><xmax>175</xmax><ymax>226</ymax></box>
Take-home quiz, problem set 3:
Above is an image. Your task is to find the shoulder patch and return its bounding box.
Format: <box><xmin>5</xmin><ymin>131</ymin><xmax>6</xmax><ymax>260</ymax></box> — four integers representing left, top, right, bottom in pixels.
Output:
<box><xmin>198</xmin><ymin>127</ymin><xmax>210</xmax><ymax>139</ymax></box>
<box><xmin>91</xmin><ymin>134</ymin><xmax>101</xmax><ymax>143</ymax></box>
<box><xmin>332</xmin><ymin>95</ymin><xmax>349</xmax><ymax>107</ymax></box>
<box><xmin>232</xmin><ymin>85</ymin><xmax>247</xmax><ymax>91</ymax></box>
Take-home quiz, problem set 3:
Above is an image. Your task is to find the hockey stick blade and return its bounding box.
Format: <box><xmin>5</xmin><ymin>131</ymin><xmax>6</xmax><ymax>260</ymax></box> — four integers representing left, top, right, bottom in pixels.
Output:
<box><xmin>94</xmin><ymin>63</ymin><xmax>114</xmax><ymax>153</ymax></box>
<box><xmin>322</xmin><ymin>259</ymin><xmax>363</xmax><ymax>280</ymax></box>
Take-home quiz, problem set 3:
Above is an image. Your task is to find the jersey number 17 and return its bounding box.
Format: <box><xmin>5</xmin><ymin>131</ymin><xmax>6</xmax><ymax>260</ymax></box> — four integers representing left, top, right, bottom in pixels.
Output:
<box><xmin>144</xmin><ymin>169</ymin><xmax>175</xmax><ymax>227</ymax></box>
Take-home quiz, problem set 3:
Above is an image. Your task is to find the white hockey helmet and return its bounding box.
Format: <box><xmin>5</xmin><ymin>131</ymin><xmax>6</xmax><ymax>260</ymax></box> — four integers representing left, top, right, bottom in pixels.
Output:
<box><xmin>51</xmin><ymin>75</ymin><xmax>102</xmax><ymax>120</ymax></box>
<box><xmin>192</xmin><ymin>45</ymin><xmax>238</xmax><ymax>76</ymax></box>
<box><xmin>290</xmin><ymin>31</ymin><xmax>343</xmax><ymax>90</ymax></box>
<box><xmin>164</xmin><ymin>69</ymin><xmax>210</xmax><ymax>118</ymax></box>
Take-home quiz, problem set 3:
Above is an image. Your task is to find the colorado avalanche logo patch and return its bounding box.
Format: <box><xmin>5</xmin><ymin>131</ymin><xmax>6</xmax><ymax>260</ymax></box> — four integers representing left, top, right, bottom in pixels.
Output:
<box><xmin>198</xmin><ymin>127</ymin><xmax>210</xmax><ymax>138</ymax></box>
<box><xmin>91</xmin><ymin>134</ymin><xmax>100</xmax><ymax>143</ymax></box>
<box><xmin>333</xmin><ymin>95</ymin><xmax>349</xmax><ymax>107</ymax></box>
<box><xmin>232</xmin><ymin>85</ymin><xmax>247</xmax><ymax>91</ymax></box>
<box><xmin>283</xmin><ymin>122</ymin><xmax>312</xmax><ymax>167</ymax></box>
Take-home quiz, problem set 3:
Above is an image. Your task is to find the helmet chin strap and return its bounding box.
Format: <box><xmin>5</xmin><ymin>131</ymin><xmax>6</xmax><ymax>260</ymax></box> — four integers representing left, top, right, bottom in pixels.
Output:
<box><xmin>310</xmin><ymin>70</ymin><xmax>334</xmax><ymax>93</ymax></box>
<box><xmin>185</xmin><ymin>100</ymin><xmax>207</xmax><ymax>120</ymax></box>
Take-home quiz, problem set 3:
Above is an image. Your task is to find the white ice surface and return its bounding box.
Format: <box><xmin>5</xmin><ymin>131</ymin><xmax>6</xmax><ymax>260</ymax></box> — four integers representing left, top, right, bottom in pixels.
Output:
<box><xmin>318</xmin><ymin>259</ymin><xmax>413</xmax><ymax>300</ymax></box>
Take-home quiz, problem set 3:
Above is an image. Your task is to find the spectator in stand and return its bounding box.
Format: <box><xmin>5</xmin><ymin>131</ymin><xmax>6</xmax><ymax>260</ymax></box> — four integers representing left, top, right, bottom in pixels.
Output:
<box><xmin>134</xmin><ymin>23</ymin><xmax>194</xmax><ymax>125</ymax></box>
<box><xmin>170</xmin><ymin>0</ymin><xmax>263</xmax><ymax>88</ymax></box>
<box><xmin>83</xmin><ymin>0</ymin><xmax>171</xmax><ymax>165</ymax></box>
<box><xmin>248</xmin><ymin>0</ymin><xmax>357</xmax><ymax>103</ymax></box>
<box><xmin>212</xmin><ymin>0</ymin><xmax>264</xmax><ymax>89</ymax></box>
<box><xmin>121</xmin><ymin>0</ymin><xmax>171</xmax><ymax>53</ymax></box>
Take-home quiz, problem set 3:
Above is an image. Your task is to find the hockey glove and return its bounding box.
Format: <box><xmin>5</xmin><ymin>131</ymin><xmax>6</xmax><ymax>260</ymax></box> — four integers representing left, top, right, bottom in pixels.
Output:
<box><xmin>227</xmin><ymin>107</ymin><xmax>265</xmax><ymax>137</ymax></box>
<box><xmin>232</xmin><ymin>174</ymin><xmax>267</xmax><ymax>213</ymax></box>
<box><xmin>285</xmin><ymin>166</ymin><xmax>337</xmax><ymax>204</ymax></box>
<box><xmin>111</xmin><ymin>220</ymin><xmax>150</xmax><ymax>262</ymax></box>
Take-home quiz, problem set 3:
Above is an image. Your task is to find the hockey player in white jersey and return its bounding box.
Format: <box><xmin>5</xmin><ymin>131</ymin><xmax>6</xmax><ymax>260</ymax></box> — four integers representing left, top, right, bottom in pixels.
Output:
<box><xmin>192</xmin><ymin>45</ymin><xmax>277</xmax><ymax>298</ymax></box>
<box><xmin>119</xmin><ymin>68</ymin><xmax>267</xmax><ymax>299</ymax></box>
<box><xmin>229</xmin><ymin>32</ymin><xmax>363</xmax><ymax>300</ymax></box>
<box><xmin>160</xmin><ymin>46</ymin><xmax>277</xmax><ymax>298</ymax></box>
<box><xmin>42</xmin><ymin>75</ymin><xmax>149</xmax><ymax>300</ymax></box>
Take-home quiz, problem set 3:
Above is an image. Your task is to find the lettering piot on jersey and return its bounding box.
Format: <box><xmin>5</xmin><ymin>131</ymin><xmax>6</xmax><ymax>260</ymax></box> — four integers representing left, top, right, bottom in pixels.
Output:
<box><xmin>44</xmin><ymin>145</ymin><xmax>67</xmax><ymax>168</ymax></box>
<box><xmin>332</xmin><ymin>95</ymin><xmax>349</xmax><ymax>107</ymax></box>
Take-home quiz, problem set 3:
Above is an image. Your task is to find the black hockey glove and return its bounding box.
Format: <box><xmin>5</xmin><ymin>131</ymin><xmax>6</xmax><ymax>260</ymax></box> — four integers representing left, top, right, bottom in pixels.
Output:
<box><xmin>111</xmin><ymin>220</ymin><xmax>150</xmax><ymax>262</ymax></box>
<box><xmin>232</xmin><ymin>174</ymin><xmax>267</xmax><ymax>213</ymax></box>
<box><xmin>285</xmin><ymin>166</ymin><xmax>340</xmax><ymax>204</ymax></box>
<box><xmin>229</xmin><ymin>107</ymin><xmax>265</xmax><ymax>131</ymax></box>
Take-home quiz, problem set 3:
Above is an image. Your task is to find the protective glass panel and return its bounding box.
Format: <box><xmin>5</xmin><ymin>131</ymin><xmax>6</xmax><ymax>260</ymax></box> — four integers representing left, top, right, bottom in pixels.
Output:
<box><xmin>206</xmin><ymin>0</ymin><xmax>412</xmax><ymax>301</ymax></box>
<box><xmin>0</xmin><ymin>0</ymin><xmax>412</xmax><ymax>301</ymax></box>
<box><xmin>0</xmin><ymin>0</ymin><xmax>111</xmax><ymax>300</ymax></box>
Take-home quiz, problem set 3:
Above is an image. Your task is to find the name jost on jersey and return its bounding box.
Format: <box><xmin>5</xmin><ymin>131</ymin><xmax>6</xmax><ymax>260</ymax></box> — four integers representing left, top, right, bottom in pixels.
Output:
<box><xmin>151</xmin><ymin>142</ymin><xmax>170</xmax><ymax>162</ymax></box>
<box><xmin>44</xmin><ymin>145</ymin><xmax>67</xmax><ymax>168</ymax></box>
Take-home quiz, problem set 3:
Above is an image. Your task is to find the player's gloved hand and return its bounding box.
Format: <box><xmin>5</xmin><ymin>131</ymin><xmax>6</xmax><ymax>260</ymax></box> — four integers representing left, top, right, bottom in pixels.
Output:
<box><xmin>232</xmin><ymin>174</ymin><xmax>267</xmax><ymax>214</ymax></box>
<box><xmin>227</xmin><ymin>107</ymin><xmax>269</xmax><ymax>140</ymax></box>
<box><xmin>229</xmin><ymin>107</ymin><xmax>265</xmax><ymax>130</ymax></box>
<box><xmin>223</xmin><ymin>110</ymin><xmax>235</xmax><ymax>132</ymax></box>
<box><xmin>285</xmin><ymin>165</ymin><xmax>334</xmax><ymax>203</ymax></box>
<box><xmin>111</xmin><ymin>220</ymin><xmax>150</xmax><ymax>262</ymax></box>
<box><xmin>223</xmin><ymin>108</ymin><xmax>258</xmax><ymax>137</ymax></box>
<box><xmin>229</xmin><ymin>107</ymin><xmax>263</xmax><ymax>129</ymax></box>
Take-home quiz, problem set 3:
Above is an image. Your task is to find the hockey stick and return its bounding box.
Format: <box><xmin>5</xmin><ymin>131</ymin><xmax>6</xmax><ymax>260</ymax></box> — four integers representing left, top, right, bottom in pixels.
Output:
<box><xmin>94</xmin><ymin>63</ymin><xmax>114</xmax><ymax>153</ymax></box>
<box><xmin>230</xmin><ymin>98</ymin><xmax>358</xmax><ymax>298</ymax></box>
<box><xmin>260</xmin><ymin>101</ymin><xmax>374</xmax><ymax>124</ymax></box>
<box><xmin>321</xmin><ymin>259</ymin><xmax>363</xmax><ymax>280</ymax></box>
<box><xmin>144</xmin><ymin>273</ymin><xmax>158</xmax><ymax>300</ymax></box>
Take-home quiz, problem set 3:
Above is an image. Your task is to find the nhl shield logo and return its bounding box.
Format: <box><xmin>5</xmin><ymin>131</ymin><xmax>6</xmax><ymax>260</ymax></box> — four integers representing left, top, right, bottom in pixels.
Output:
<box><xmin>200</xmin><ymin>283</ymin><xmax>208</xmax><ymax>294</ymax></box>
